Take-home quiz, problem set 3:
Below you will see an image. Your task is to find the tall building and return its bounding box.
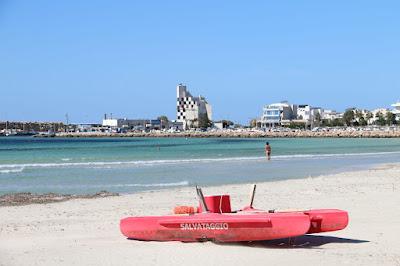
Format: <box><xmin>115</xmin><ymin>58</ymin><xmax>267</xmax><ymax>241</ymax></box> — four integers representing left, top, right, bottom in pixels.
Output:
<box><xmin>297</xmin><ymin>105</ymin><xmax>312</xmax><ymax>121</ymax></box>
<box><xmin>259</xmin><ymin>101</ymin><xmax>296</xmax><ymax>128</ymax></box>
<box><xmin>176</xmin><ymin>84</ymin><xmax>212</xmax><ymax>129</ymax></box>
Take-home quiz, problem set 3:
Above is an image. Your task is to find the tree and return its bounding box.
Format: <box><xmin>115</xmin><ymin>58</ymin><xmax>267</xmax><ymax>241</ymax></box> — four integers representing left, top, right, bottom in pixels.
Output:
<box><xmin>355</xmin><ymin>110</ymin><xmax>365</xmax><ymax>126</ymax></box>
<box><xmin>288</xmin><ymin>122</ymin><xmax>306</xmax><ymax>129</ymax></box>
<box><xmin>321</xmin><ymin>119</ymin><xmax>331</xmax><ymax>127</ymax></box>
<box><xmin>157</xmin><ymin>115</ymin><xmax>169</xmax><ymax>123</ymax></box>
<box><xmin>198</xmin><ymin>113</ymin><xmax>211</xmax><ymax>128</ymax></box>
<box><xmin>366</xmin><ymin>112</ymin><xmax>373</xmax><ymax>125</ymax></box>
<box><xmin>386</xmin><ymin>111</ymin><xmax>395</xmax><ymax>126</ymax></box>
<box><xmin>359</xmin><ymin>117</ymin><xmax>367</xmax><ymax>126</ymax></box>
<box><xmin>332</xmin><ymin>118</ymin><xmax>345</xmax><ymax>127</ymax></box>
<box><xmin>375</xmin><ymin>112</ymin><xmax>386</xmax><ymax>126</ymax></box>
<box><xmin>157</xmin><ymin>115</ymin><xmax>169</xmax><ymax>129</ymax></box>
<box><xmin>343</xmin><ymin>110</ymin><xmax>355</xmax><ymax>126</ymax></box>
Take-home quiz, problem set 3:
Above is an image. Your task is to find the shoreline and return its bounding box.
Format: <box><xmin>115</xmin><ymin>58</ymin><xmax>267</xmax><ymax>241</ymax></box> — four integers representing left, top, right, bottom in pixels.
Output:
<box><xmin>52</xmin><ymin>130</ymin><xmax>400</xmax><ymax>138</ymax></box>
<box><xmin>0</xmin><ymin>191</ymin><xmax>119</xmax><ymax>207</ymax></box>
<box><xmin>0</xmin><ymin>161</ymin><xmax>390</xmax><ymax>205</ymax></box>
<box><xmin>1</xmin><ymin>163</ymin><xmax>400</xmax><ymax>265</ymax></box>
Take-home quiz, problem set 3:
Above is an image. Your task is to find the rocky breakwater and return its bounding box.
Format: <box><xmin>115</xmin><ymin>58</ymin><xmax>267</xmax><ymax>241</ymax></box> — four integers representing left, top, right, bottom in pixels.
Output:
<box><xmin>54</xmin><ymin>129</ymin><xmax>400</xmax><ymax>138</ymax></box>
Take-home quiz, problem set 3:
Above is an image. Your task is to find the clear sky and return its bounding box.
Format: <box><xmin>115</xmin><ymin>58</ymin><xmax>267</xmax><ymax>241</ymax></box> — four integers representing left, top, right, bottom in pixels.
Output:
<box><xmin>1</xmin><ymin>1</ymin><xmax>399</xmax><ymax>124</ymax></box>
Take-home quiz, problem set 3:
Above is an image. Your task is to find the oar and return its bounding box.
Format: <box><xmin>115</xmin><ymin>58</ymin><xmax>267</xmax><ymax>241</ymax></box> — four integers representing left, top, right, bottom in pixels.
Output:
<box><xmin>249</xmin><ymin>184</ymin><xmax>257</xmax><ymax>209</ymax></box>
<box><xmin>196</xmin><ymin>186</ymin><xmax>209</xmax><ymax>213</ymax></box>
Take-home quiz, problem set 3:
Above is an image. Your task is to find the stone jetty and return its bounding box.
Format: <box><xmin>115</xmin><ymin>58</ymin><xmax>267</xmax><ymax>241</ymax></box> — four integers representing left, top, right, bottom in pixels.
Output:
<box><xmin>54</xmin><ymin>129</ymin><xmax>400</xmax><ymax>138</ymax></box>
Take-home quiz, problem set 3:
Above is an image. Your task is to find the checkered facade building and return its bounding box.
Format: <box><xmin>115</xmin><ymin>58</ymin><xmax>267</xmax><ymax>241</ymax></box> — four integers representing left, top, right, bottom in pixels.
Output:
<box><xmin>176</xmin><ymin>84</ymin><xmax>212</xmax><ymax>129</ymax></box>
<box><xmin>176</xmin><ymin>96</ymin><xmax>196</xmax><ymax>121</ymax></box>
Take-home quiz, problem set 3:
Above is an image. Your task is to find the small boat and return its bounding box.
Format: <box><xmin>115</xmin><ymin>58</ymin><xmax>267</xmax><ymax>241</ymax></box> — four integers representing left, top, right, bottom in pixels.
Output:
<box><xmin>120</xmin><ymin>185</ymin><xmax>348</xmax><ymax>242</ymax></box>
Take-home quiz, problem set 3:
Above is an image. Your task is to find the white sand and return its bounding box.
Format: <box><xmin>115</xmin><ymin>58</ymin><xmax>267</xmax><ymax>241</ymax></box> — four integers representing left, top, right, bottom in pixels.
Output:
<box><xmin>1</xmin><ymin>163</ymin><xmax>400</xmax><ymax>266</ymax></box>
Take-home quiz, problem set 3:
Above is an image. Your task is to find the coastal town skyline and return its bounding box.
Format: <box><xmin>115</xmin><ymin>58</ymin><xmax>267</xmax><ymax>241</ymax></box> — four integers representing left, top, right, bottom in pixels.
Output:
<box><xmin>0</xmin><ymin>81</ymin><xmax>399</xmax><ymax>126</ymax></box>
<box><xmin>1</xmin><ymin>2</ymin><xmax>400</xmax><ymax>123</ymax></box>
<box><xmin>0</xmin><ymin>82</ymin><xmax>399</xmax><ymax>125</ymax></box>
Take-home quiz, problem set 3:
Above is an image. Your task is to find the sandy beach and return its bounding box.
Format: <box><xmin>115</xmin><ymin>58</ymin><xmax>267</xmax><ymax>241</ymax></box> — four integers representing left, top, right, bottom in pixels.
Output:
<box><xmin>1</xmin><ymin>163</ymin><xmax>400</xmax><ymax>266</ymax></box>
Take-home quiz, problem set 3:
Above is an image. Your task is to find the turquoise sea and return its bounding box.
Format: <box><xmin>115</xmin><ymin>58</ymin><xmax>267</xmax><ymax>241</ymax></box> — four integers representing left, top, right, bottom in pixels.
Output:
<box><xmin>1</xmin><ymin>137</ymin><xmax>400</xmax><ymax>195</ymax></box>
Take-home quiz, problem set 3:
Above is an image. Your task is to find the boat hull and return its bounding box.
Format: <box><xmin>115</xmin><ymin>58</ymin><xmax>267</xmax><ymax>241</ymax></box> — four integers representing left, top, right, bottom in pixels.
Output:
<box><xmin>120</xmin><ymin>212</ymin><xmax>311</xmax><ymax>242</ymax></box>
<box><xmin>304</xmin><ymin>209</ymin><xmax>348</xmax><ymax>233</ymax></box>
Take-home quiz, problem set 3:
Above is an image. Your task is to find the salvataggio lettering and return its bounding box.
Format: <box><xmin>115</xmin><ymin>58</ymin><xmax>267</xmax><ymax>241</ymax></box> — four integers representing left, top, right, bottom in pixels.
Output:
<box><xmin>180</xmin><ymin>223</ymin><xmax>229</xmax><ymax>230</ymax></box>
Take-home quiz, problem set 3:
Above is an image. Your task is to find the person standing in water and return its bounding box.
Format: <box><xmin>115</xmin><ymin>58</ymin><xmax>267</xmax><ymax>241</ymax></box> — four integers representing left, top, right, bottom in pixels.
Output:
<box><xmin>265</xmin><ymin>142</ymin><xmax>271</xmax><ymax>160</ymax></box>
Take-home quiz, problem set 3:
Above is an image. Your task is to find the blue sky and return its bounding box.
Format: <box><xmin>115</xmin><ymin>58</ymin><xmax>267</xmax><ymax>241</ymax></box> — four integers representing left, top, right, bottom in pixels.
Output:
<box><xmin>1</xmin><ymin>1</ymin><xmax>399</xmax><ymax>124</ymax></box>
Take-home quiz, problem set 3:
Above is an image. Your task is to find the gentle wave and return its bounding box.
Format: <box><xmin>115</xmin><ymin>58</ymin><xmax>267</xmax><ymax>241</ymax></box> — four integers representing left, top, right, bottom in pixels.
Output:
<box><xmin>1</xmin><ymin>151</ymin><xmax>400</xmax><ymax>171</ymax></box>
<box><xmin>0</xmin><ymin>157</ymin><xmax>262</xmax><ymax>170</ymax></box>
<box><xmin>2</xmin><ymin>181</ymin><xmax>190</xmax><ymax>189</ymax></box>
<box><xmin>0</xmin><ymin>167</ymin><xmax>25</xmax><ymax>174</ymax></box>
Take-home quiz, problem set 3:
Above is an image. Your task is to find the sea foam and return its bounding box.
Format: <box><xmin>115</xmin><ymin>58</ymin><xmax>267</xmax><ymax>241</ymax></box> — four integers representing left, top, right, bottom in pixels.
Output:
<box><xmin>1</xmin><ymin>150</ymin><xmax>400</xmax><ymax>171</ymax></box>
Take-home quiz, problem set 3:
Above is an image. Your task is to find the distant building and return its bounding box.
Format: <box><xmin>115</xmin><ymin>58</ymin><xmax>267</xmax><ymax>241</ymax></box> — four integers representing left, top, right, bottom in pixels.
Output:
<box><xmin>176</xmin><ymin>84</ymin><xmax>212</xmax><ymax>129</ymax></box>
<box><xmin>102</xmin><ymin>118</ymin><xmax>164</xmax><ymax>130</ymax></box>
<box><xmin>323</xmin><ymin>110</ymin><xmax>342</xmax><ymax>120</ymax></box>
<box><xmin>102</xmin><ymin>119</ymin><xmax>119</xmax><ymax>127</ymax></box>
<box><xmin>392</xmin><ymin>102</ymin><xmax>400</xmax><ymax>121</ymax></box>
<box><xmin>311</xmin><ymin>107</ymin><xmax>324</xmax><ymax>116</ymax></box>
<box><xmin>168</xmin><ymin>121</ymin><xmax>184</xmax><ymax>131</ymax></box>
<box><xmin>213</xmin><ymin>122</ymin><xmax>224</xmax><ymax>130</ymax></box>
<box><xmin>297</xmin><ymin>104</ymin><xmax>312</xmax><ymax>122</ymax></box>
<box><xmin>259</xmin><ymin>101</ymin><xmax>296</xmax><ymax>128</ymax></box>
<box><xmin>259</xmin><ymin>102</ymin><xmax>333</xmax><ymax>128</ymax></box>
<box><xmin>74</xmin><ymin>123</ymin><xmax>102</xmax><ymax>132</ymax></box>
<box><xmin>102</xmin><ymin>118</ymin><xmax>146</xmax><ymax>128</ymax></box>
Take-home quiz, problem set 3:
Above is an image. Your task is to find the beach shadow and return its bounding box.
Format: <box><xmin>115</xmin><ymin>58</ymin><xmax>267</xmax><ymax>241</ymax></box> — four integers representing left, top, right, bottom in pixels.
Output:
<box><xmin>216</xmin><ymin>235</ymin><xmax>369</xmax><ymax>249</ymax></box>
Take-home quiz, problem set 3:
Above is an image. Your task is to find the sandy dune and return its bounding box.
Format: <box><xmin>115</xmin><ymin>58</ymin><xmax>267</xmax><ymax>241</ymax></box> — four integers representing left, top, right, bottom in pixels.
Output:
<box><xmin>1</xmin><ymin>164</ymin><xmax>400</xmax><ymax>266</ymax></box>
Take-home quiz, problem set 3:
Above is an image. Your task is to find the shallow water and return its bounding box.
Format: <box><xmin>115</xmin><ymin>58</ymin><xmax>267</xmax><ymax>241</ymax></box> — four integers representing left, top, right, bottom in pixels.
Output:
<box><xmin>1</xmin><ymin>137</ymin><xmax>400</xmax><ymax>195</ymax></box>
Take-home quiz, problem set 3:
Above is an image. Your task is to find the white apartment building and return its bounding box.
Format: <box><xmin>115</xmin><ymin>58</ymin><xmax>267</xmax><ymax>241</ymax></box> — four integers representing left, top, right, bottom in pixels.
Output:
<box><xmin>311</xmin><ymin>107</ymin><xmax>324</xmax><ymax>120</ymax></box>
<box><xmin>259</xmin><ymin>102</ymin><xmax>293</xmax><ymax>128</ymax></box>
<box><xmin>392</xmin><ymin>102</ymin><xmax>400</xmax><ymax>121</ymax></box>
<box><xmin>176</xmin><ymin>84</ymin><xmax>212</xmax><ymax>129</ymax></box>
<box><xmin>297</xmin><ymin>105</ymin><xmax>312</xmax><ymax>122</ymax></box>
<box><xmin>259</xmin><ymin>102</ymin><xmax>332</xmax><ymax>128</ymax></box>
<box><xmin>323</xmin><ymin>110</ymin><xmax>342</xmax><ymax>120</ymax></box>
<box><xmin>102</xmin><ymin>118</ymin><xmax>118</xmax><ymax>127</ymax></box>
<box><xmin>259</xmin><ymin>101</ymin><xmax>296</xmax><ymax>128</ymax></box>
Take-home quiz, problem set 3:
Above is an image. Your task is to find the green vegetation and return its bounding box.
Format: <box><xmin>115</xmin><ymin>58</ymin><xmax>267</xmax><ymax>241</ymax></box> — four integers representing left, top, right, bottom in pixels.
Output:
<box><xmin>386</xmin><ymin>111</ymin><xmax>396</xmax><ymax>125</ymax></box>
<box><xmin>343</xmin><ymin>110</ymin><xmax>355</xmax><ymax>126</ymax></box>
<box><xmin>287</xmin><ymin>122</ymin><xmax>306</xmax><ymax>129</ymax></box>
<box><xmin>321</xmin><ymin>118</ymin><xmax>345</xmax><ymax>127</ymax></box>
<box><xmin>157</xmin><ymin>115</ymin><xmax>169</xmax><ymax>123</ymax></box>
<box><xmin>358</xmin><ymin>117</ymin><xmax>367</xmax><ymax>126</ymax></box>
<box><xmin>375</xmin><ymin>112</ymin><xmax>386</xmax><ymax>126</ymax></box>
<box><xmin>157</xmin><ymin>115</ymin><xmax>169</xmax><ymax>128</ymax></box>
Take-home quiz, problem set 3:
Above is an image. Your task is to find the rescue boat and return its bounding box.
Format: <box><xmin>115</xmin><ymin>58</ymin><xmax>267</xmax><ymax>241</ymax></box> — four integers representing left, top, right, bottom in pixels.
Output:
<box><xmin>120</xmin><ymin>185</ymin><xmax>348</xmax><ymax>242</ymax></box>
